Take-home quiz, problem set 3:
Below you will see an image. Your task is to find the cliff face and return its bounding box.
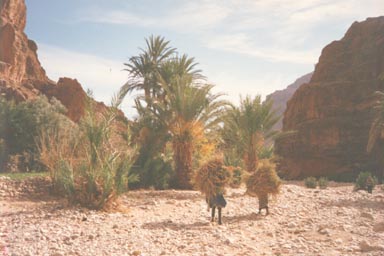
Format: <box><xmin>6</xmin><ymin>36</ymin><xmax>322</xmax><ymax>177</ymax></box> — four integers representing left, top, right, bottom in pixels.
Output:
<box><xmin>0</xmin><ymin>0</ymin><xmax>85</xmax><ymax>122</ymax></box>
<box><xmin>266</xmin><ymin>72</ymin><xmax>313</xmax><ymax>131</ymax></box>
<box><xmin>276</xmin><ymin>17</ymin><xmax>384</xmax><ymax>179</ymax></box>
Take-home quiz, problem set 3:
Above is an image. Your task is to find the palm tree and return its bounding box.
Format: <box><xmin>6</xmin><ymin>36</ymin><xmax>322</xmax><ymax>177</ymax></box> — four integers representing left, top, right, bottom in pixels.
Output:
<box><xmin>367</xmin><ymin>91</ymin><xmax>384</xmax><ymax>182</ymax></box>
<box><xmin>121</xmin><ymin>35</ymin><xmax>176</xmax><ymax>106</ymax></box>
<box><xmin>222</xmin><ymin>96</ymin><xmax>279</xmax><ymax>173</ymax></box>
<box><xmin>152</xmin><ymin>75</ymin><xmax>228</xmax><ymax>189</ymax></box>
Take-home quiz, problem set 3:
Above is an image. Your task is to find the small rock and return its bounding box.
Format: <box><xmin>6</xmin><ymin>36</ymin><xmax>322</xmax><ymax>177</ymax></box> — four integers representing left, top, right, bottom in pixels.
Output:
<box><xmin>373</xmin><ymin>222</ymin><xmax>384</xmax><ymax>232</ymax></box>
<box><xmin>360</xmin><ymin>212</ymin><xmax>374</xmax><ymax>220</ymax></box>
<box><xmin>318</xmin><ymin>228</ymin><xmax>330</xmax><ymax>235</ymax></box>
<box><xmin>112</xmin><ymin>224</ymin><xmax>118</xmax><ymax>229</ymax></box>
<box><xmin>131</xmin><ymin>250</ymin><xmax>141</xmax><ymax>256</ymax></box>
<box><xmin>359</xmin><ymin>240</ymin><xmax>384</xmax><ymax>252</ymax></box>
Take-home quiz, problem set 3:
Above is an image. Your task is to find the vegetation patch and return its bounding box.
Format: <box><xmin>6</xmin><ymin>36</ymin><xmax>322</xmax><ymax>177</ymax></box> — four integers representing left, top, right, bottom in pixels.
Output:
<box><xmin>304</xmin><ymin>177</ymin><xmax>318</xmax><ymax>189</ymax></box>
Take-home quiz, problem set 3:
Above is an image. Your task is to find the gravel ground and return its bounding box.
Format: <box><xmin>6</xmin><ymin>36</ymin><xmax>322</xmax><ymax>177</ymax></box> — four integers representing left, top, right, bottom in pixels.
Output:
<box><xmin>1</xmin><ymin>176</ymin><xmax>384</xmax><ymax>255</ymax></box>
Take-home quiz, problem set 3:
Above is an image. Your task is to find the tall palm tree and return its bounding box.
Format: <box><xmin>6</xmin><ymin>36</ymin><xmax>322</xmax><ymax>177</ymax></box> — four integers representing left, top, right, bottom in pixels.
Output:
<box><xmin>121</xmin><ymin>35</ymin><xmax>176</xmax><ymax>106</ymax></box>
<box><xmin>222</xmin><ymin>96</ymin><xmax>279</xmax><ymax>173</ymax></box>
<box><xmin>153</xmin><ymin>75</ymin><xmax>228</xmax><ymax>189</ymax></box>
<box><xmin>119</xmin><ymin>36</ymin><xmax>226</xmax><ymax>189</ymax></box>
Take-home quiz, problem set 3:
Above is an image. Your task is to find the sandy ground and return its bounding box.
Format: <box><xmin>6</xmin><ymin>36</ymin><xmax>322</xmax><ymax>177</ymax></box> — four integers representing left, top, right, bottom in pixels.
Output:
<box><xmin>1</xmin><ymin>177</ymin><xmax>384</xmax><ymax>256</ymax></box>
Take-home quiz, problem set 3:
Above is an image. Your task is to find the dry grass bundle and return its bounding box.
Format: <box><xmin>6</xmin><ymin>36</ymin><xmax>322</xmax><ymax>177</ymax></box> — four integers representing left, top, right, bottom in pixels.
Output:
<box><xmin>246</xmin><ymin>159</ymin><xmax>281</xmax><ymax>197</ymax></box>
<box><xmin>194</xmin><ymin>158</ymin><xmax>231</xmax><ymax>197</ymax></box>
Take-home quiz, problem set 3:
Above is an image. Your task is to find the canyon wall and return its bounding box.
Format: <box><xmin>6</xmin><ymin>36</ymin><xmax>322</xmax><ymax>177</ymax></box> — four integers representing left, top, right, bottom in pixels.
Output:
<box><xmin>276</xmin><ymin>17</ymin><xmax>384</xmax><ymax>179</ymax></box>
<box><xmin>267</xmin><ymin>72</ymin><xmax>313</xmax><ymax>131</ymax></box>
<box><xmin>0</xmin><ymin>0</ymin><xmax>86</xmax><ymax>121</ymax></box>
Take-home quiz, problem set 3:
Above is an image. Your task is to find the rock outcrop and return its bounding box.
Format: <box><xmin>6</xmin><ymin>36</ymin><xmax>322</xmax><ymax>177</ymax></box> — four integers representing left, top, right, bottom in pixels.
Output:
<box><xmin>0</xmin><ymin>0</ymin><xmax>86</xmax><ymax>122</ymax></box>
<box><xmin>267</xmin><ymin>72</ymin><xmax>313</xmax><ymax>131</ymax></box>
<box><xmin>276</xmin><ymin>17</ymin><xmax>384</xmax><ymax>179</ymax></box>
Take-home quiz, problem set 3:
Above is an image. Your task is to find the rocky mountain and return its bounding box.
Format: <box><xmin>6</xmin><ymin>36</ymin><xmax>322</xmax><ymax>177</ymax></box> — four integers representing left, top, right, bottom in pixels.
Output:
<box><xmin>276</xmin><ymin>17</ymin><xmax>384</xmax><ymax>179</ymax></box>
<box><xmin>267</xmin><ymin>72</ymin><xmax>313</xmax><ymax>131</ymax></box>
<box><xmin>0</xmin><ymin>0</ymin><xmax>88</xmax><ymax>122</ymax></box>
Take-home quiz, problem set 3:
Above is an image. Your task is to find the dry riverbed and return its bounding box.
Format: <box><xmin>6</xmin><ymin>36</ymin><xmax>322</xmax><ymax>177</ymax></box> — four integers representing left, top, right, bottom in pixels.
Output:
<box><xmin>1</xmin><ymin>176</ymin><xmax>384</xmax><ymax>255</ymax></box>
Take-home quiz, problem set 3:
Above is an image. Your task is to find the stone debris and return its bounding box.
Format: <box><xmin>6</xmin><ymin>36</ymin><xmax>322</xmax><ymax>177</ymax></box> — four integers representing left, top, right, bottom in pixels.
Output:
<box><xmin>1</xmin><ymin>178</ymin><xmax>384</xmax><ymax>255</ymax></box>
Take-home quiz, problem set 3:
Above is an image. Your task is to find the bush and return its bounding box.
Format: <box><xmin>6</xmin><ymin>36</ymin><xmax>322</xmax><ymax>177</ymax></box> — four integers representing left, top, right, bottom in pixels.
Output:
<box><xmin>354</xmin><ymin>171</ymin><xmax>377</xmax><ymax>192</ymax></box>
<box><xmin>130</xmin><ymin>154</ymin><xmax>174</xmax><ymax>190</ymax></box>
<box><xmin>0</xmin><ymin>96</ymin><xmax>68</xmax><ymax>172</ymax></box>
<box><xmin>318</xmin><ymin>177</ymin><xmax>329</xmax><ymax>189</ymax></box>
<box><xmin>258</xmin><ymin>146</ymin><xmax>274</xmax><ymax>160</ymax></box>
<box><xmin>224</xmin><ymin>166</ymin><xmax>243</xmax><ymax>188</ymax></box>
<box><xmin>39</xmin><ymin>93</ymin><xmax>137</xmax><ymax>209</ymax></box>
<box><xmin>304</xmin><ymin>177</ymin><xmax>317</xmax><ymax>189</ymax></box>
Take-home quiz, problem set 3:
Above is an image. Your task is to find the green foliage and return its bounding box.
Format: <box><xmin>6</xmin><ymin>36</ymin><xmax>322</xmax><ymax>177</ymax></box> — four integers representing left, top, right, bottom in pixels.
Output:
<box><xmin>258</xmin><ymin>145</ymin><xmax>274</xmax><ymax>160</ymax></box>
<box><xmin>130</xmin><ymin>154</ymin><xmax>174</xmax><ymax>190</ymax></box>
<box><xmin>120</xmin><ymin>35</ymin><xmax>228</xmax><ymax>189</ymax></box>
<box><xmin>304</xmin><ymin>177</ymin><xmax>317</xmax><ymax>189</ymax></box>
<box><xmin>318</xmin><ymin>177</ymin><xmax>329</xmax><ymax>189</ymax></box>
<box><xmin>354</xmin><ymin>171</ymin><xmax>377</xmax><ymax>191</ymax></box>
<box><xmin>229</xmin><ymin>167</ymin><xmax>243</xmax><ymax>188</ymax></box>
<box><xmin>0</xmin><ymin>96</ymin><xmax>68</xmax><ymax>171</ymax></box>
<box><xmin>222</xmin><ymin>96</ymin><xmax>279</xmax><ymax>173</ymax></box>
<box><xmin>39</xmin><ymin>92</ymin><xmax>137</xmax><ymax>210</ymax></box>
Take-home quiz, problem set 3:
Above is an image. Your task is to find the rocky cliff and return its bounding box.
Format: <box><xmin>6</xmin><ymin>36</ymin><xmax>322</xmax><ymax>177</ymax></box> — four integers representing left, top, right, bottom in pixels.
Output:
<box><xmin>267</xmin><ymin>72</ymin><xmax>313</xmax><ymax>131</ymax></box>
<box><xmin>276</xmin><ymin>17</ymin><xmax>384</xmax><ymax>179</ymax></box>
<box><xmin>0</xmin><ymin>0</ymin><xmax>86</xmax><ymax>122</ymax></box>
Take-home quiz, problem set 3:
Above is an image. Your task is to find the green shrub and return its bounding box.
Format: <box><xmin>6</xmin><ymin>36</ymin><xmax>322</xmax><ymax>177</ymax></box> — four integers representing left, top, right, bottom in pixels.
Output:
<box><xmin>130</xmin><ymin>155</ymin><xmax>174</xmax><ymax>190</ymax></box>
<box><xmin>258</xmin><ymin>146</ymin><xmax>274</xmax><ymax>160</ymax></box>
<box><xmin>318</xmin><ymin>177</ymin><xmax>329</xmax><ymax>189</ymax></box>
<box><xmin>354</xmin><ymin>171</ymin><xmax>377</xmax><ymax>191</ymax></box>
<box><xmin>39</xmin><ymin>93</ymin><xmax>137</xmax><ymax>209</ymax></box>
<box><xmin>225</xmin><ymin>166</ymin><xmax>243</xmax><ymax>188</ymax></box>
<box><xmin>0</xmin><ymin>96</ymin><xmax>68</xmax><ymax>172</ymax></box>
<box><xmin>304</xmin><ymin>177</ymin><xmax>317</xmax><ymax>189</ymax></box>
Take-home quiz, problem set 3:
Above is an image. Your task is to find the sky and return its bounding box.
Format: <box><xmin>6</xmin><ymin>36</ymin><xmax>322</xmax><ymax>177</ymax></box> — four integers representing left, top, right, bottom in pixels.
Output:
<box><xmin>24</xmin><ymin>0</ymin><xmax>383</xmax><ymax>116</ymax></box>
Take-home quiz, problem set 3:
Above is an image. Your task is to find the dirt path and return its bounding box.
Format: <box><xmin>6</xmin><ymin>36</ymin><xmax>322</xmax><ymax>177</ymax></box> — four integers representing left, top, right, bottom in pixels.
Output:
<box><xmin>1</xmin><ymin>177</ymin><xmax>384</xmax><ymax>255</ymax></box>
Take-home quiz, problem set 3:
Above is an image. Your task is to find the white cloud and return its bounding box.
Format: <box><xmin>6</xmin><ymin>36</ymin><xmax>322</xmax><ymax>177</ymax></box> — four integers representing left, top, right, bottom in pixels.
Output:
<box><xmin>37</xmin><ymin>44</ymin><xmax>136</xmax><ymax>115</ymax></box>
<box><xmin>79</xmin><ymin>0</ymin><xmax>383</xmax><ymax>65</ymax></box>
<box><xmin>204</xmin><ymin>33</ymin><xmax>319</xmax><ymax>64</ymax></box>
<box><xmin>82</xmin><ymin>1</ymin><xmax>230</xmax><ymax>32</ymax></box>
<box><xmin>207</xmin><ymin>69</ymin><xmax>296</xmax><ymax>105</ymax></box>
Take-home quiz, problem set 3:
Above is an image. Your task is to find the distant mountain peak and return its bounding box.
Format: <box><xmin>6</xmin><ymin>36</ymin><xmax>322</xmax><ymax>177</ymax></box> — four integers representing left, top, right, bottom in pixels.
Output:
<box><xmin>266</xmin><ymin>72</ymin><xmax>313</xmax><ymax>131</ymax></box>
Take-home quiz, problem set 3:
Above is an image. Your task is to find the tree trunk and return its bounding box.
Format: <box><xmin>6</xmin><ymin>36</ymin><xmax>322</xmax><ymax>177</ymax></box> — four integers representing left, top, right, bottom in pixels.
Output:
<box><xmin>174</xmin><ymin>140</ymin><xmax>193</xmax><ymax>189</ymax></box>
<box><xmin>244</xmin><ymin>150</ymin><xmax>258</xmax><ymax>173</ymax></box>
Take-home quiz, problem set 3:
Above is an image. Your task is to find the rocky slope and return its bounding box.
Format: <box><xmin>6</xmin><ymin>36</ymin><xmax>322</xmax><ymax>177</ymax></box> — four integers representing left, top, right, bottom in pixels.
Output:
<box><xmin>276</xmin><ymin>17</ymin><xmax>384</xmax><ymax>179</ymax></box>
<box><xmin>266</xmin><ymin>72</ymin><xmax>313</xmax><ymax>131</ymax></box>
<box><xmin>0</xmin><ymin>0</ymin><xmax>89</xmax><ymax>122</ymax></box>
<box><xmin>1</xmin><ymin>177</ymin><xmax>384</xmax><ymax>255</ymax></box>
